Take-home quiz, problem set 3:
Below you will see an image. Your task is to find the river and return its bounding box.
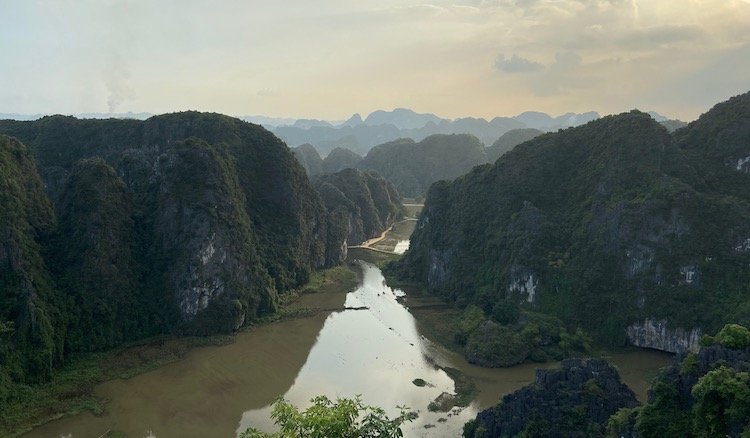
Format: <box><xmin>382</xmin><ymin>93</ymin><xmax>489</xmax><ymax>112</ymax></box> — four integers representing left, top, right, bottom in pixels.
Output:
<box><xmin>24</xmin><ymin>241</ymin><xmax>672</xmax><ymax>437</ymax></box>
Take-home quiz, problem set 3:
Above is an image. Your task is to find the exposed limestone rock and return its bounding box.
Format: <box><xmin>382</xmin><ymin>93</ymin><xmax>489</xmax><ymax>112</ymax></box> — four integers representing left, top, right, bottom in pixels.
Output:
<box><xmin>465</xmin><ymin>358</ymin><xmax>638</xmax><ymax>437</ymax></box>
<box><xmin>508</xmin><ymin>268</ymin><xmax>538</xmax><ymax>304</ymax></box>
<box><xmin>678</xmin><ymin>265</ymin><xmax>700</xmax><ymax>287</ymax></box>
<box><xmin>625</xmin><ymin>245</ymin><xmax>654</xmax><ymax>277</ymax></box>
<box><xmin>428</xmin><ymin>249</ymin><xmax>452</xmax><ymax>288</ymax></box>
<box><xmin>626</xmin><ymin>319</ymin><xmax>702</xmax><ymax>353</ymax></box>
<box><xmin>735</xmin><ymin>237</ymin><xmax>750</xmax><ymax>252</ymax></box>
<box><xmin>735</xmin><ymin>155</ymin><xmax>750</xmax><ymax>173</ymax></box>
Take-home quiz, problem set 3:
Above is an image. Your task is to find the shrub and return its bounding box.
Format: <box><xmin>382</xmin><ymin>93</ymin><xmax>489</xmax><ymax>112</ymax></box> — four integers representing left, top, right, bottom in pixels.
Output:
<box><xmin>240</xmin><ymin>395</ymin><xmax>416</xmax><ymax>438</ymax></box>
<box><xmin>454</xmin><ymin>305</ymin><xmax>485</xmax><ymax>346</ymax></box>
<box><xmin>714</xmin><ymin>324</ymin><xmax>750</xmax><ymax>350</ymax></box>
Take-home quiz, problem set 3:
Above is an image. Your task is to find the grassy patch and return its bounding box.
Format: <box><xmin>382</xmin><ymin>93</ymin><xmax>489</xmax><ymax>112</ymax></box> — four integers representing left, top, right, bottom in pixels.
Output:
<box><xmin>442</xmin><ymin>367</ymin><xmax>478</xmax><ymax>408</ymax></box>
<box><xmin>347</xmin><ymin>247</ymin><xmax>400</xmax><ymax>268</ymax></box>
<box><xmin>409</xmin><ymin>305</ymin><xmax>464</xmax><ymax>354</ymax></box>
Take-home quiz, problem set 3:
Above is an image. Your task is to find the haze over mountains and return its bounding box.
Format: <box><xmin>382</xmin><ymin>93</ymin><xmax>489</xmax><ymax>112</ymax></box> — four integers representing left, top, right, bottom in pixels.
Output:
<box><xmin>4</xmin><ymin>108</ymin><xmax>687</xmax><ymax>159</ymax></box>
<box><xmin>271</xmin><ymin>108</ymin><xmax>603</xmax><ymax>157</ymax></box>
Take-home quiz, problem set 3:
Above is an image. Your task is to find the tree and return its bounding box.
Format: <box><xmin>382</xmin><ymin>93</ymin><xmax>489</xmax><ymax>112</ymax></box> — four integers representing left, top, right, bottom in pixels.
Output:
<box><xmin>714</xmin><ymin>324</ymin><xmax>750</xmax><ymax>350</ymax></box>
<box><xmin>240</xmin><ymin>395</ymin><xmax>416</xmax><ymax>438</ymax></box>
<box><xmin>692</xmin><ymin>366</ymin><xmax>750</xmax><ymax>437</ymax></box>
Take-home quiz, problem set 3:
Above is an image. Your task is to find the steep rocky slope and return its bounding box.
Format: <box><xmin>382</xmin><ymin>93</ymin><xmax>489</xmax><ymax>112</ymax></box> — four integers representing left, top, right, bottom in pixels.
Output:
<box><xmin>464</xmin><ymin>358</ymin><xmax>638</xmax><ymax>437</ymax></box>
<box><xmin>0</xmin><ymin>113</ymin><xmax>350</xmax><ymax>389</ymax></box>
<box><xmin>0</xmin><ymin>136</ymin><xmax>64</xmax><ymax>384</ymax></box>
<box><xmin>314</xmin><ymin>168</ymin><xmax>403</xmax><ymax>262</ymax></box>
<box><xmin>396</xmin><ymin>93</ymin><xmax>750</xmax><ymax>351</ymax></box>
<box><xmin>608</xmin><ymin>324</ymin><xmax>750</xmax><ymax>437</ymax></box>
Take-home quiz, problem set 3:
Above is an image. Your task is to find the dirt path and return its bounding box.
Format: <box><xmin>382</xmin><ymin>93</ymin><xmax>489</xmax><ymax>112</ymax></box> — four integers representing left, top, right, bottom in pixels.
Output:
<box><xmin>350</xmin><ymin>218</ymin><xmax>417</xmax><ymax>253</ymax></box>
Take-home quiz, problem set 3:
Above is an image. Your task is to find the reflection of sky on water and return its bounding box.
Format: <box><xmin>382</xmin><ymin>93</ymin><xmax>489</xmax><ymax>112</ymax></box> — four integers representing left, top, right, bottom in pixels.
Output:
<box><xmin>394</xmin><ymin>239</ymin><xmax>410</xmax><ymax>254</ymax></box>
<box><xmin>238</xmin><ymin>261</ymin><xmax>476</xmax><ymax>437</ymax></box>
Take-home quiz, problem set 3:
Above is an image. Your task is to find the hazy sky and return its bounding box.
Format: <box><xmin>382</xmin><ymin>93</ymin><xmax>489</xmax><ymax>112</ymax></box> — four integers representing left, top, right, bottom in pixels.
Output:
<box><xmin>1</xmin><ymin>0</ymin><xmax>749</xmax><ymax>121</ymax></box>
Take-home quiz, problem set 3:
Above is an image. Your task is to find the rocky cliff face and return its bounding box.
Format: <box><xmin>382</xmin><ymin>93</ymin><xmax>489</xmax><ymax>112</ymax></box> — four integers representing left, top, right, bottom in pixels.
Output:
<box><xmin>398</xmin><ymin>92</ymin><xmax>750</xmax><ymax>349</ymax></box>
<box><xmin>314</xmin><ymin>168</ymin><xmax>403</xmax><ymax>250</ymax></box>
<box><xmin>132</xmin><ymin>138</ymin><xmax>277</xmax><ymax>334</ymax></box>
<box><xmin>52</xmin><ymin>158</ymin><xmax>142</xmax><ymax>351</ymax></box>
<box><xmin>465</xmin><ymin>358</ymin><xmax>638</xmax><ymax>437</ymax></box>
<box><xmin>625</xmin><ymin>319</ymin><xmax>702</xmax><ymax>353</ymax></box>
<box><xmin>613</xmin><ymin>326</ymin><xmax>750</xmax><ymax>437</ymax></box>
<box><xmin>0</xmin><ymin>135</ymin><xmax>63</xmax><ymax>383</ymax></box>
<box><xmin>0</xmin><ymin>112</ymin><xmax>349</xmax><ymax>385</ymax></box>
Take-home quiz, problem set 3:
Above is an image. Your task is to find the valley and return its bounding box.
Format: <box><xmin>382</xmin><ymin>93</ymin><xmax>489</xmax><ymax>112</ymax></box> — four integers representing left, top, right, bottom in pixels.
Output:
<box><xmin>20</xmin><ymin>224</ymin><xmax>671</xmax><ymax>438</ymax></box>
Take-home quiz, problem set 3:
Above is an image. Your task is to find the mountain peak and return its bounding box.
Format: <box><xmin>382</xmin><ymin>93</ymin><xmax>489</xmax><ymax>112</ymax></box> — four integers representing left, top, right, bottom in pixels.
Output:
<box><xmin>340</xmin><ymin>113</ymin><xmax>363</xmax><ymax>127</ymax></box>
<box><xmin>363</xmin><ymin>108</ymin><xmax>443</xmax><ymax>130</ymax></box>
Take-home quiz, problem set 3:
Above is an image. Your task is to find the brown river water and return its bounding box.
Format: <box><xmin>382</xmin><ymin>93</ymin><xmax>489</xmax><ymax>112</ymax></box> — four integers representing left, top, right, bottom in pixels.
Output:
<box><xmin>24</xmin><ymin>245</ymin><xmax>672</xmax><ymax>437</ymax></box>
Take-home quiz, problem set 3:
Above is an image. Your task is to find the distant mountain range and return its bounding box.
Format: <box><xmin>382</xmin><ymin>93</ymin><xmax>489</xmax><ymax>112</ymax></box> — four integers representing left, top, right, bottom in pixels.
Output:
<box><xmin>1</xmin><ymin>108</ymin><xmax>685</xmax><ymax>157</ymax></box>
<box><xmin>292</xmin><ymin>129</ymin><xmax>546</xmax><ymax>198</ymax></box>
<box><xmin>269</xmin><ymin>108</ymin><xmax>604</xmax><ymax>156</ymax></box>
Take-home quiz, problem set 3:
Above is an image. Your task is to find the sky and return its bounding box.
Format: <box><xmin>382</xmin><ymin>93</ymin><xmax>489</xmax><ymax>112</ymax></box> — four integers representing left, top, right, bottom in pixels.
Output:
<box><xmin>1</xmin><ymin>0</ymin><xmax>749</xmax><ymax>121</ymax></box>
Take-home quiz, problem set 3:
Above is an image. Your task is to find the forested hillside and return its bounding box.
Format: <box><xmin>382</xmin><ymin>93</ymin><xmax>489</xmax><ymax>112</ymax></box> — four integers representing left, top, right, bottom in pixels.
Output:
<box><xmin>395</xmin><ymin>92</ymin><xmax>750</xmax><ymax>351</ymax></box>
<box><xmin>0</xmin><ymin>113</ymin><xmax>352</xmax><ymax>392</ymax></box>
<box><xmin>314</xmin><ymin>168</ymin><xmax>403</xmax><ymax>264</ymax></box>
<box><xmin>358</xmin><ymin>134</ymin><xmax>488</xmax><ymax>197</ymax></box>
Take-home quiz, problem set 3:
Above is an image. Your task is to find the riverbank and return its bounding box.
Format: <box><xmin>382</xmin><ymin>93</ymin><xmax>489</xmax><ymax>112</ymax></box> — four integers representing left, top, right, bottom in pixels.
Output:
<box><xmin>3</xmin><ymin>266</ymin><xmax>359</xmax><ymax>438</ymax></box>
<box><xmin>381</xmin><ymin>275</ymin><xmax>673</xmax><ymax>403</ymax></box>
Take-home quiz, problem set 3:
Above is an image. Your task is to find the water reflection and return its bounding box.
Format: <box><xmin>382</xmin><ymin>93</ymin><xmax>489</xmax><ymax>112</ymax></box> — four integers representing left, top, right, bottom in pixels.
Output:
<box><xmin>23</xmin><ymin>260</ymin><xmax>673</xmax><ymax>438</ymax></box>
<box><xmin>239</xmin><ymin>261</ymin><xmax>468</xmax><ymax>437</ymax></box>
<box><xmin>394</xmin><ymin>239</ymin><xmax>410</xmax><ymax>254</ymax></box>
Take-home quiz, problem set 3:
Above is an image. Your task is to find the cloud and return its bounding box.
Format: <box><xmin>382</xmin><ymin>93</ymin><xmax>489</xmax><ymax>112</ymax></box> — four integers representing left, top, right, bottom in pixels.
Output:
<box><xmin>495</xmin><ymin>54</ymin><xmax>544</xmax><ymax>73</ymax></box>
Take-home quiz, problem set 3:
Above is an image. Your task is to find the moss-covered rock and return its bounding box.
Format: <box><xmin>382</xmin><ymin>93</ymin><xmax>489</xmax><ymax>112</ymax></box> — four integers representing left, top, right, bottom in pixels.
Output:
<box><xmin>465</xmin><ymin>358</ymin><xmax>638</xmax><ymax>437</ymax></box>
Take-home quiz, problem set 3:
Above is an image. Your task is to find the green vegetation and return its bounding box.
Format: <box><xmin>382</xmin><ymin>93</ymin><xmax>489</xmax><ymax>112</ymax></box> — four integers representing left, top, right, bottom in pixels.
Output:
<box><xmin>315</xmin><ymin>168</ymin><xmax>404</xmax><ymax>254</ymax></box>
<box><xmin>1</xmin><ymin>261</ymin><xmax>359</xmax><ymax>436</ymax></box>
<box><xmin>485</xmin><ymin>128</ymin><xmax>544</xmax><ymax>163</ymax></box>
<box><xmin>358</xmin><ymin>134</ymin><xmax>489</xmax><ymax>197</ymax></box>
<box><xmin>441</xmin><ymin>367</ymin><xmax>477</xmax><ymax>408</ymax></box>
<box><xmin>713</xmin><ymin>324</ymin><xmax>750</xmax><ymax>350</ymax></box>
<box><xmin>411</xmin><ymin>378</ymin><xmax>427</xmax><ymax>387</ymax></box>
<box><xmin>240</xmin><ymin>396</ymin><xmax>416</xmax><ymax>438</ymax></box>
<box><xmin>0</xmin><ymin>113</ymin><xmax>365</xmax><ymax>435</ymax></box>
<box><xmin>0</xmin><ymin>136</ymin><xmax>64</xmax><ymax>388</ymax></box>
<box><xmin>474</xmin><ymin>324</ymin><xmax>748</xmax><ymax>438</ymax></box>
<box><xmin>397</xmin><ymin>92</ymin><xmax>750</xmax><ymax>346</ymax></box>
<box><xmin>691</xmin><ymin>366</ymin><xmax>750</xmax><ymax>437</ymax></box>
<box><xmin>604</xmin><ymin>323</ymin><xmax>750</xmax><ymax>438</ymax></box>
<box><xmin>465</xmin><ymin>359</ymin><xmax>638</xmax><ymax>437</ymax></box>
<box><xmin>452</xmin><ymin>304</ymin><xmax>591</xmax><ymax>367</ymax></box>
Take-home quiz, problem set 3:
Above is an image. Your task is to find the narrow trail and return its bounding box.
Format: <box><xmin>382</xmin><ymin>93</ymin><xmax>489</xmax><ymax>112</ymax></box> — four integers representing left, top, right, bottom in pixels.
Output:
<box><xmin>348</xmin><ymin>218</ymin><xmax>418</xmax><ymax>254</ymax></box>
